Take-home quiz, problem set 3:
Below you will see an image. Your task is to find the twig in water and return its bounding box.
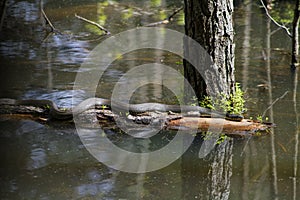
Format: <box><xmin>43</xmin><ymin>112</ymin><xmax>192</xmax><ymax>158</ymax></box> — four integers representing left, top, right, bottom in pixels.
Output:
<box><xmin>262</xmin><ymin>91</ymin><xmax>289</xmax><ymax>118</ymax></box>
<box><xmin>144</xmin><ymin>6</ymin><xmax>183</xmax><ymax>27</ymax></box>
<box><xmin>75</xmin><ymin>14</ymin><xmax>110</xmax><ymax>35</ymax></box>
<box><xmin>259</xmin><ymin>0</ymin><xmax>292</xmax><ymax>37</ymax></box>
<box><xmin>240</xmin><ymin>136</ymin><xmax>252</xmax><ymax>157</ymax></box>
<box><xmin>41</xmin><ymin>7</ymin><xmax>61</xmax><ymax>34</ymax></box>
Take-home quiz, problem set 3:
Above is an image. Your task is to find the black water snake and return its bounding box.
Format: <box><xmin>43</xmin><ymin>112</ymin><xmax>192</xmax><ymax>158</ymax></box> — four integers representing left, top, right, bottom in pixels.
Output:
<box><xmin>0</xmin><ymin>98</ymin><xmax>243</xmax><ymax>121</ymax></box>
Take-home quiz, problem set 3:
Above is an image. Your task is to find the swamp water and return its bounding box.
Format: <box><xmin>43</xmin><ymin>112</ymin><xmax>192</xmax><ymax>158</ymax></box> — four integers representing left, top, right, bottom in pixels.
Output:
<box><xmin>0</xmin><ymin>0</ymin><xmax>299</xmax><ymax>199</ymax></box>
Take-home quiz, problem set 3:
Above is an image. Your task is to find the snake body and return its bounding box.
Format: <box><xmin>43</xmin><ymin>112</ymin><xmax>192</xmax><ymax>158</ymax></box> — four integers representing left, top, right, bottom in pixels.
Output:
<box><xmin>0</xmin><ymin>98</ymin><xmax>243</xmax><ymax>121</ymax></box>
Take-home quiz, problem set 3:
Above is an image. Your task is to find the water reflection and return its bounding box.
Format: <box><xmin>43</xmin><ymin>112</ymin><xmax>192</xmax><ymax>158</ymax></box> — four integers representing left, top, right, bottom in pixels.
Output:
<box><xmin>27</xmin><ymin>147</ymin><xmax>47</xmax><ymax>170</ymax></box>
<box><xmin>44</xmin><ymin>35</ymin><xmax>90</xmax><ymax>67</ymax></box>
<box><xmin>10</xmin><ymin>1</ymin><xmax>39</xmax><ymax>22</ymax></box>
<box><xmin>76</xmin><ymin>179</ymin><xmax>114</xmax><ymax>198</ymax></box>
<box><xmin>23</xmin><ymin>89</ymin><xmax>87</xmax><ymax>107</ymax></box>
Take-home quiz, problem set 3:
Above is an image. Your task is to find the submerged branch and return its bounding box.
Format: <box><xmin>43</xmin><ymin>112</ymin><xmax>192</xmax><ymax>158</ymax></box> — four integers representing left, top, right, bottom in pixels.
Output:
<box><xmin>144</xmin><ymin>6</ymin><xmax>183</xmax><ymax>27</ymax></box>
<box><xmin>262</xmin><ymin>91</ymin><xmax>289</xmax><ymax>118</ymax></box>
<box><xmin>41</xmin><ymin>7</ymin><xmax>62</xmax><ymax>34</ymax></box>
<box><xmin>75</xmin><ymin>14</ymin><xmax>110</xmax><ymax>35</ymax></box>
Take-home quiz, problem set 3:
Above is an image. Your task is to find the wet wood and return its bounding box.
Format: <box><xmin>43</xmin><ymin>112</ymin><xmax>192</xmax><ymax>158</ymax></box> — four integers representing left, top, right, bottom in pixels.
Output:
<box><xmin>144</xmin><ymin>7</ymin><xmax>183</xmax><ymax>27</ymax></box>
<box><xmin>0</xmin><ymin>103</ymin><xmax>274</xmax><ymax>137</ymax></box>
<box><xmin>75</xmin><ymin>13</ymin><xmax>110</xmax><ymax>35</ymax></box>
<box><xmin>167</xmin><ymin>117</ymin><xmax>274</xmax><ymax>137</ymax></box>
<box><xmin>41</xmin><ymin>2</ymin><xmax>62</xmax><ymax>34</ymax></box>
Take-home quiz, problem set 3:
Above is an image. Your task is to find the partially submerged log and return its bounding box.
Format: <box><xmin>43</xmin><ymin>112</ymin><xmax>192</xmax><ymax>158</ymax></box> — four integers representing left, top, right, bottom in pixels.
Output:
<box><xmin>0</xmin><ymin>99</ymin><xmax>274</xmax><ymax>138</ymax></box>
<box><xmin>167</xmin><ymin>117</ymin><xmax>273</xmax><ymax>137</ymax></box>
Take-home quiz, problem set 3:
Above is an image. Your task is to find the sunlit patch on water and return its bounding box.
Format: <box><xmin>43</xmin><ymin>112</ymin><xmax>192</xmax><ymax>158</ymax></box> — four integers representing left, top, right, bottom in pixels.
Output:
<box><xmin>0</xmin><ymin>0</ymin><xmax>299</xmax><ymax>199</ymax></box>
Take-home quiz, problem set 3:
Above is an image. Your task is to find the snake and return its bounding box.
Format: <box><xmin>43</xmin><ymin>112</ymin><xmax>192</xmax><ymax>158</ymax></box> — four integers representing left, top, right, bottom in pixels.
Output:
<box><xmin>0</xmin><ymin>98</ymin><xmax>243</xmax><ymax>121</ymax></box>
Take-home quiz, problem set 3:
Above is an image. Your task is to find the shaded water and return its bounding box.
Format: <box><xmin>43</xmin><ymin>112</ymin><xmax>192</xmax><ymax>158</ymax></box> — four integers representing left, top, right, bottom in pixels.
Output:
<box><xmin>0</xmin><ymin>0</ymin><xmax>299</xmax><ymax>199</ymax></box>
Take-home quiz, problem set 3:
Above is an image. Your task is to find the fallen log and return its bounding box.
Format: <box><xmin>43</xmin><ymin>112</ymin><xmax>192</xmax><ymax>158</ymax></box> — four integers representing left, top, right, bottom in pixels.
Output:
<box><xmin>167</xmin><ymin>117</ymin><xmax>274</xmax><ymax>137</ymax></box>
<box><xmin>0</xmin><ymin>98</ymin><xmax>274</xmax><ymax>137</ymax></box>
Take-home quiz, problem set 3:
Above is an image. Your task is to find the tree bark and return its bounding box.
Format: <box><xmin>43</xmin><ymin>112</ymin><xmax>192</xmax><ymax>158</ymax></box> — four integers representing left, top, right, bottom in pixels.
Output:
<box><xmin>291</xmin><ymin>0</ymin><xmax>300</xmax><ymax>68</ymax></box>
<box><xmin>183</xmin><ymin>1</ymin><xmax>236</xmax><ymax>199</ymax></box>
<box><xmin>183</xmin><ymin>0</ymin><xmax>235</xmax><ymax>100</ymax></box>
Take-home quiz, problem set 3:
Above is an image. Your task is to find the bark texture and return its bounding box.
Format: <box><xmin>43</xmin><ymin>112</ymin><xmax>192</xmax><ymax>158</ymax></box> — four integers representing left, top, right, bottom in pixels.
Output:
<box><xmin>183</xmin><ymin>1</ymin><xmax>236</xmax><ymax>199</ymax></box>
<box><xmin>291</xmin><ymin>0</ymin><xmax>300</xmax><ymax>68</ymax></box>
<box><xmin>184</xmin><ymin>0</ymin><xmax>235</xmax><ymax>99</ymax></box>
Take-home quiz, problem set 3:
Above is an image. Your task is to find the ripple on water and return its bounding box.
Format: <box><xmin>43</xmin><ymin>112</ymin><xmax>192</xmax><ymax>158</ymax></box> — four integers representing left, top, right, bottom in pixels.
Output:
<box><xmin>22</xmin><ymin>89</ymin><xmax>89</xmax><ymax>107</ymax></box>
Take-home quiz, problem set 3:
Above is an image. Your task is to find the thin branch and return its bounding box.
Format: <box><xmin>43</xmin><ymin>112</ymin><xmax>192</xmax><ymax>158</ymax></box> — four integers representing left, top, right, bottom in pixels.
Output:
<box><xmin>270</xmin><ymin>26</ymin><xmax>286</xmax><ymax>36</ymax></box>
<box><xmin>240</xmin><ymin>136</ymin><xmax>252</xmax><ymax>157</ymax></box>
<box><xmin>40</xmin><ymin>0</ymin><xmax>63</xmax><ymax>36</ymax></box>
<box><xmin>167</xmin><ymin>6</ymin><xmax>183</xmax><ymax>21</ymax></box>
<box><xmin>144</xmin><ymin>19</ymin><xmax>169</xmax><ymax>27</ymax></box>
<box><xmin>75</xmin><ymin>14</ymin><xmax>110</xmax><ymax>35</ymax></box>
<box><xmin>144</xmin><ymin>6</ymin><xmax>183</xmax><ymax>27</ymax></box>
<box><xmin>42</xmin><ymin>32</ymin><xmax>54</xmax><ymax>42</ymax></box>
<box><xmin>262</xmin><ymin>91</ymin><xmax>289</xmax><ymax>118</ymax></box>
<box><xmin>41</xmin><ymin>7</ymin><xmax>62</xmax><ymax>34</ymax></box>
<box><xmin>259</xmin><ymin>0</ymin><xmax>292</xmax><ymax>37</ymax></box>
<box><xmin>41</xmin><ymin>8</ymin><xmax>55</xmax><ymax>31</ymax></box>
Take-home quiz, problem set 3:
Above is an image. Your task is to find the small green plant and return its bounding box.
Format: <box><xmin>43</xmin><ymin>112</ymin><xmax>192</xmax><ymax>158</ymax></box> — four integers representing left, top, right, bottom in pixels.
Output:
<box><xmin>202</xmin><ymin>132</ymin><xmax>229</xmax><ymax>144</ymax></box>
<box><xmin>175</xmin><ymin>61</ymin><xmax>183</xmax><ymax>65</ymax></box>
<box><xmin>255</xmin><ymin>131</ymin><xmax>262</xmax><ymax>137</ymax></box>
<box><xmin>256</xmin><ymin>115</ymin><xmax>269</xmax><ymax>123</ymax></box>
<box><xmin>202</xmin><ymin>131</ymin><xmax>213</xmax><ymax>140</ymax></box>
<box><xmin>228</xmin><ymin>83</ymin><xmax>246</xmax><ymax>114</ymax></box>
<box><xmin>216</xmin><ymin>134</ymin><xmax>228</xmax><ymax>144</ymax></box>
<box><xmin>198</xmin><ymin>83</ymin><xmax>246</xmax><ymax>144</ymax></box>
<box><xmin>101</xmin><ymin>105</ymin><xmax>108</xmax><ymax>112</ymax></box>
<box><xmin>199</xmin><ymin>82</ymin><xmax>246</xmax><ymax>115</ymax></box>
<box><xmin>44</xmin><ymin>104</ymin><xmax>50</xmax><ymax>109</ymax></box>
<box><xmin>256</xmin><ymin>115</ymin><xmax>263</xmax><ymax>122</ymax></box>
<box><xmin>199</xmin><ymin>96</ymin><xmax>214</xmax><ymax>110</ymax></box>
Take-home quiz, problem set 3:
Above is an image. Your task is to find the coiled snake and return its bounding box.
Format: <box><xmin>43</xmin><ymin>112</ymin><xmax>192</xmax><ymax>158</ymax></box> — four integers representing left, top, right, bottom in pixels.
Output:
<box><xmin>0</xmin><ymin>98</ymin><xmax>243</xmax><ymax>121</ymax></box>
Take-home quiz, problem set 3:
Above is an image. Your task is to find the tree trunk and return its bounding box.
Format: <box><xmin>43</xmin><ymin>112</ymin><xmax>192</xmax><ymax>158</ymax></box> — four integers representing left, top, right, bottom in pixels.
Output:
<box><xmin>291</xmin><ymin>0</ymin><xmax>300</xmax><ymax>68</ymax></box>
<box><xmin>183</xmin><ymin>0</ymin><xmax>235</xmax><ymax>100</ymax></box>
<box><xmin>183</xmin><ymin>1</ymin><xmax>236</xmax><ymax>199</ymax></box>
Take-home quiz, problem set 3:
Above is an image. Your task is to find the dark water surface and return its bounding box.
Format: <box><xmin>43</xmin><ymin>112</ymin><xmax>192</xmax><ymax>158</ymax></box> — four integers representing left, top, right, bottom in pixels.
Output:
<box><xmin>0</xmin><ymin>0</ymin><xmax>299</xmax><ymax>199</ymax></box>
